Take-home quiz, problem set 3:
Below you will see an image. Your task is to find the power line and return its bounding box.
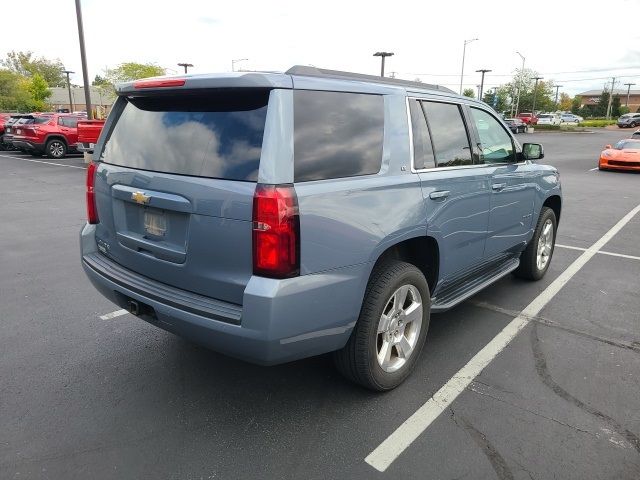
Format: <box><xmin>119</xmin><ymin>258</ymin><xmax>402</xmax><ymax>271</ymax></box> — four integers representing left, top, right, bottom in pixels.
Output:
<box><xmin>402</xmin><ymin>65</ymin><xmax>640</xmax><ymax>78</ymax></box>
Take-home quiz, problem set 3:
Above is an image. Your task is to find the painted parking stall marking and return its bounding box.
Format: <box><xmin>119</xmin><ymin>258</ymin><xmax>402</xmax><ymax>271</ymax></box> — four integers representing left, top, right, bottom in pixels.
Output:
<box><xmin>99</xmin><ymin>309</ymin><xmax>129</xmax><ymax>320</ymax></box>
<box><xmin>0</xmin><ymin>153</ymin><xmax>86</xmax><ymax>169</ymax></box>
<box><xmin>556</xmin><ymin>243</ymin><xmax>640</xmax><ymax>261</ymax></box>
<box><xmin>365</xmin><ymin>204</ymin><xmax>640</xmax><ymax>473</ymax></box>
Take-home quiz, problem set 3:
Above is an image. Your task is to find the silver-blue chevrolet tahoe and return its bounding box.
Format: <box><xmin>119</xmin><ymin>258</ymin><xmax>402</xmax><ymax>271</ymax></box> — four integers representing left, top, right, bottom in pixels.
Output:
<box><xmin>80</xmin><ymin>66</ymin><xmax>561</xmax><ymax>390</ymax></box>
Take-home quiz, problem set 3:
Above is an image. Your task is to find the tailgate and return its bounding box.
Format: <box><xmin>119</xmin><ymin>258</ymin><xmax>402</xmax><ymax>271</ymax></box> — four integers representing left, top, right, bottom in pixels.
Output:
<box><xmin>78</xmin><ymin>120</ymin><xmax>105</xmax><ymax>144</ymax></box>
<box><xmin>93</xmin><ymin>89</ymin><xmax>270</xmax><ymax>305</ymax></box>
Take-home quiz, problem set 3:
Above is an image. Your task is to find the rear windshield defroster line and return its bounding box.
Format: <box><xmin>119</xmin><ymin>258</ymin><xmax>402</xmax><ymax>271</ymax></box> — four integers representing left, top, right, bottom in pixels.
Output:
<box><xmin>100</xmin><ymin>90</ymin><xmax>270</xmax><ymax>182</ymax></box>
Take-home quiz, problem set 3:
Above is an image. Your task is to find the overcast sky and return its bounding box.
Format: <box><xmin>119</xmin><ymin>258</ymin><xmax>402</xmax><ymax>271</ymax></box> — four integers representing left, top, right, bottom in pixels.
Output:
<box><xmin>4</xmin><ymin>0</ymin><xmax>640</xmax><ymax>96</ymax></box>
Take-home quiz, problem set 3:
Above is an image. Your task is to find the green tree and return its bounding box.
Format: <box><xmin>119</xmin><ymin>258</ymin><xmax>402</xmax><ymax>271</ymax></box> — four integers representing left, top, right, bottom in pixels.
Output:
<box><xmin>92</xmin><ymin>74</ymin><xmax>110</xmax><ymax>86</ymax></box>
<box><xmin>611</xmin><ymin>95</ymin><xmax>621</xmax><ymax>117</ymax></box>
<box><xmin>462</xmin><ymin>88</ymin><xmax>475</xmax><ymax>98</ymax></box>
<box><xmin>27</xmin><ymin>73</ymin><xmax>51</xmax><ymax>104</ymax></box>
<box><xmin>0</xmin><ymin>69</ymin><xmax>44</xmax><ymax>112</ymax></box>
<box><xmin>594</xmin><ymin>91</ymin><xmax>609</xmax><ymax>117</ymax></box>
<box><xmin>1</xmin><ymin>50</ymin><xmax>65</xmax><ymax>87</ymax></box>
<box><xmin>105</xmin><ymin>62</ymin><xmax>166</xmax><ymax>85</ymax></box>
<box><xmin>483</xmin><ymin>87</ymin><xmax>511</xmax><ymax>113</ymax></box>
<box><xmin>501</xmin><ymin>69</ymin><xmax>555</xmax><ymax>113</ymax></box>
<box><xmin>571</xmin><ymin>96</ymin><xmax>582</xmax><ymax>114</ymax></box>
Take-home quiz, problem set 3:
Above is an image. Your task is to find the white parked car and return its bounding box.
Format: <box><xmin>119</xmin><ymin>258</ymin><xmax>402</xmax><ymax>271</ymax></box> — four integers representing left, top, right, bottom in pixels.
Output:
<box><xmin>538</xmin><ymin>113</ymin><xmax>562</xmax><ymax>125</ymax></box>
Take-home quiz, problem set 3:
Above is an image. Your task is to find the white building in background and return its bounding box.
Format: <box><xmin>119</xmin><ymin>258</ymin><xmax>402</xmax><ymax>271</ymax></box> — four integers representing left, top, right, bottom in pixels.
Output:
<box><xmin>48</xmin><ymin>86</ymin><xmax>115</xmax><ymax>118</ymax></box>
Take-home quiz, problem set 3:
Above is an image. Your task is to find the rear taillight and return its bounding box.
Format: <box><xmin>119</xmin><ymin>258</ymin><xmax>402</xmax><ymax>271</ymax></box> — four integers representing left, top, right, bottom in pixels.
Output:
<box><xmin>86</xmin><ymin>162</ymin><xmax>99</xmax><ymax>224</ymax></box>
<box><xmin>252</xmin><ymin>184</ymin><xmax>300</xmax><ymax>278</ymax></box>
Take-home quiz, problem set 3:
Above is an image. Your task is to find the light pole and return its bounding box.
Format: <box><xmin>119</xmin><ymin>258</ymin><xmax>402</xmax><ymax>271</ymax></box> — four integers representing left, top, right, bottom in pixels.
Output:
<box><xmin>177</xmin><ymin>63</ymin><xmax>193</xmax><ymax>74</ymax></box>
<box><xmin>231</xmin><ymin>58</ymin><xmax>248</xmax><ymax>72</ymax></box>
<box><xmin>74</xmin><ymin>0</ymin><xmax>92</xmax><ymax>119</ymax></box>
<box><xmin>459</xmin><ymin>38</ymin><xmax>478</xmax><ymax>95</ymax></box>
<box><xmin>532</xmin><ymin>76</ymin><xmax>543</xmax><ymax>116</ymax></box>
<box><xmin>514</xmin><ymin>51</ymin><xmax>526</xmax><ymax>116</ymax></box>
<box><xmin>624</xmin><ymin>83</ymin><xmax>635</xmax><ymax>107</ymax></box>
<box><xmin>476</xmin><ymin>69</ymin><xmax>491</xmax><ymax>101</ymax></box>
<box><xmin>62</xmin><ymin>69</ymin><xmax>74</xmax><ymax>113</ymax></box>
<box><xmin>373</xmin><ymin>52</ymin><xmax>394</xmax><ymax>77</ymax></box>
<box><xmin>554</xmin><ymin>85</ymin><xmax>563</xmax><ymax>110</ymax></box>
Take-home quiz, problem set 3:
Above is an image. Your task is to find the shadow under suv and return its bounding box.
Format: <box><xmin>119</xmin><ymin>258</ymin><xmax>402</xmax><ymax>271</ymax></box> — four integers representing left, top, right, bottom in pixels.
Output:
<box><xmin>80</xmin><ymin>67</ymin><xmax>561</xmax><ymax>390</ymax></box>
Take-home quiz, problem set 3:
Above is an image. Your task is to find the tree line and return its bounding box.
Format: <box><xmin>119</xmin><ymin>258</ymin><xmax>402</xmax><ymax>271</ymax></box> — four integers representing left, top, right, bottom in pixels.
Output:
<box><xmin>0</xmin><ymin>50</ymin><xmax>165</xmax><ymax>112</ymax></box>
<box><xmin>463</xmin><ymin>68</ymin><xmax>637</xmax><ymax>117</ymax></box>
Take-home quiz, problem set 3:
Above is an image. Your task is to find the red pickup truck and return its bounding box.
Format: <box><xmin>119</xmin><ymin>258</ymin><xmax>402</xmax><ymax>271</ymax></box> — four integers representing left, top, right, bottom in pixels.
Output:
<box><xmin>77</xmin><ymin>119</ymin><xmax>105</xmax><ymax>153</ymax></box>
<box><xmin>516</xmin><ymin>112</ymin><xmax>538</xmax><ymax>125</ymax></box>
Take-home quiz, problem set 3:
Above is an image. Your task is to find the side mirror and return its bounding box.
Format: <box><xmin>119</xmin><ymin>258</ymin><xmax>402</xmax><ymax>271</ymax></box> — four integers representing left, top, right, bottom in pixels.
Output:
<box><xmin>605</xmin><ymin>144</ymin><xmax>612</xmax><ymax>149</ymax></box>
<box><xmin>522</xmin><ymin>143</ymin><xmax>544</xmax><ymax>160</ymax></box>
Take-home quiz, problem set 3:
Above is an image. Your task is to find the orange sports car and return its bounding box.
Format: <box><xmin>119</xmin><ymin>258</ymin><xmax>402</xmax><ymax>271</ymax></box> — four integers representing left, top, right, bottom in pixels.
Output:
<box><xmin>599</xmin><ymin>139</ymin><xmax>640</xmax><ymax>171</ymax></box>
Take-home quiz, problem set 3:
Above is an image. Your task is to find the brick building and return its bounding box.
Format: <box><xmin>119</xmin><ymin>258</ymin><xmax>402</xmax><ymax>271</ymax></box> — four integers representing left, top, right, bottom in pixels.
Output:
<box><xmin>577</xmin><ymin>88</ymin><xmax>640</xmax><ymax>112</ymax></box>
<box><xmin>48</xmin><ymin>86</ymin><xmax>115</xmax><ymax>118</ymax></box>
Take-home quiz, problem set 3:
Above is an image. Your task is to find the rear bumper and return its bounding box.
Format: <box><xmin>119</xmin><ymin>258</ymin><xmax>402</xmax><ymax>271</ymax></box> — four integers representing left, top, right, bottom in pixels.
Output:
<box><xmin>80</xmin><ymin>224</ymin><xmax>367</xmax><ymax>365</ymax></box>
<box><xmin>11</xmin><ymin>140</ymin><xmax>44</xmax><ymax>152</ymax></box>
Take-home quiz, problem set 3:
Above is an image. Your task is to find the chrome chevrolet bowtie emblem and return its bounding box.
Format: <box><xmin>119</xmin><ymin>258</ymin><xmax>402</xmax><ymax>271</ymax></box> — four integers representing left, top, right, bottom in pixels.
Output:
<box><xmin>131</xmin><ymin>191</ymin><xmax>150</xmax><ymax>205</ymax></box>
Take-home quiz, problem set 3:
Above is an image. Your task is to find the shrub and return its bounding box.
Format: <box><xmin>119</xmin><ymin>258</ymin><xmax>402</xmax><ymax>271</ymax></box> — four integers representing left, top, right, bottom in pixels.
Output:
<box><xmin>580</xmin><ymin>119</ymin><xmax>617</xmax><ymax>127</ymax></box>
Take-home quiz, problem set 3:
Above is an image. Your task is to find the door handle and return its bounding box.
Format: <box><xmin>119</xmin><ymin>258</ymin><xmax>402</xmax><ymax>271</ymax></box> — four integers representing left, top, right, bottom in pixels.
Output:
<box><xmin>492</xmin><ymin>183</ymin><xmax>507</xmax><ymax>191</ymax></box>
<box><xmin>429</xmin><ymin>190</ymin><xmax>450</xmax><ymax>200</ymax></box>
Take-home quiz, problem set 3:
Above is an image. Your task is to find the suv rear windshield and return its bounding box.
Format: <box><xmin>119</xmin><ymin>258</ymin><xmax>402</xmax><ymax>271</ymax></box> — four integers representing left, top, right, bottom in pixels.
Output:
<box><xmin>100</xmin><ymin>90</ymin><xmax>270</xmax><ymax>181</ymax></box>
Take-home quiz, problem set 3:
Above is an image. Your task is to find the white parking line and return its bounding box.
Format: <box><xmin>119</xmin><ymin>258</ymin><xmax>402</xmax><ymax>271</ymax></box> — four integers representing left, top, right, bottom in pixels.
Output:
<box><xmin>365</xmin><ymin>203</ymin><xmax>640</xmax><ymax>472</ymax></box>
<box><xmin>556</xmin><ymin>244</ymin><xmax>640</xmax><ymax>261</ymax></box>
<box><xmin>0</xmin><ymin>153</ymin><xmax>86</xmax><ymax>169</ymax></box>
<box><xmin>588</xmin><ymin>167</ymin><xmax>599</xmax><ymax>172</ymax></box>
<box><xmin>99</xmin><ymin>309</ymin><xmax>128</xmax><ymax>320</ymax></box>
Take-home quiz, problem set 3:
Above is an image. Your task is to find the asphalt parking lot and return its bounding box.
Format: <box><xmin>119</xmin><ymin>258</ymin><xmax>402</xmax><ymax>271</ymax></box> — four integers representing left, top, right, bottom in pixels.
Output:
<box><xmin>1</xmin><ymin>130</ymin><xmax>639</xmax><ymax>480</ymax></box>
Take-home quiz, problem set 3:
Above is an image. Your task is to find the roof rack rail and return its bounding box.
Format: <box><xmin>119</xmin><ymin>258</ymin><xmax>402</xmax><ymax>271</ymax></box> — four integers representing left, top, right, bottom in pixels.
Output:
<box><xmin>285</xmin><ymin>65</ymin><xmax>456</xmax><ymax>94</ymax></box>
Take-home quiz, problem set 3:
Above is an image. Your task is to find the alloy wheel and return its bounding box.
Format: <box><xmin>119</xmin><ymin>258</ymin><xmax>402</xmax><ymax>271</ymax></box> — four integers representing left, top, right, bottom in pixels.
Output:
<box><xmin>376</xmin><ymin>284</ymin><xmax>423</xmax><ymax>373</ymax></box>
<box><xmin>536</xmin><ymin>219</ymin><xmax>554</xmax><ymax>271</ymax></box>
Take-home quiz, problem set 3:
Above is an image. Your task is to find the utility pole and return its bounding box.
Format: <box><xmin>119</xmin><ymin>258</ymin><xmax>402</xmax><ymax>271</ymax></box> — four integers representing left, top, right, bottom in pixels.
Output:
<box><xmin>554</xmin><ymin>85</ymin><xmax>563</xmax><ymax>110</ymax></box>
<box><xmin>623</xmin><ymin>82</ymin><xmax>635</xmax><ymax>107</ymax></box>
<box><xmin>74</xmin><ymin>0</ymin><xmax>92</xmax><ymax>119</ymax></box>
<box><xmin>532</xmin><ymin>76</ymin><xmax>543</xmax><ymax>115</ymax></box>
<box><xmin>177</xmin><ymin>63</ymin><xmax>193</xmax><ymax>74</ymax></box>
<box><xmin>606</xmin><ymin>77</ymin><xmax>616</xmax><ymax>119</ymax></box>
<box><xmin>514</xmin><ymin>51</ymin><xmax>525</xmax><ymax>116</ymax></box>
<box><xmin>459</xmin><ymin>38</ymin><xmax>478</xmax><ymax>94</ymax></box>
<box><xmin>62</xmin><ymin>70</ymin><xmax>74</xmax><ymax>113</ymax></box>
<box><xmin>373</xmin><ymin>52</ymin><xmax>394</xmax><ymax>77</ymax></box>
<box><xmin>476</xmin><ymin>69</ymin><xmax>491</xmax><ymax>101</ymax></box>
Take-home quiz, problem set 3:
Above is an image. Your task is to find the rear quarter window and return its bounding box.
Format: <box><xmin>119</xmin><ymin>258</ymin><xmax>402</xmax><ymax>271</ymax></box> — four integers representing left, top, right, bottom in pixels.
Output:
<box><xmin>293</xmin><ymin>90</ymin><xmax>384</xmax><ymax>182</ymax></box>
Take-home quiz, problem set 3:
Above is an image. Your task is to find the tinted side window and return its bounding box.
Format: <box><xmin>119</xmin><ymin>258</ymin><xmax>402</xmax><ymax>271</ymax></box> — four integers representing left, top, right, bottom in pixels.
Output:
<box><xmin>409</xmin><ymin>99</ymin><xmax>435</xmax><ymax>169</ymax></box>
<box><xmin>294</xmin><ymin>90</ymin><xmax>383</xmax><ymax>182</ymax></box>
<box><xmin>470</xmin><ymin>107</ymin><xmax>515</xmax><ymax>164</ymax></box>
<box><xmin>422</xmin><ymin>102</ymin><xmax>472</xmax><ymax>167</ymax></box>
<box><xmin>60</xmin><ymin>117</ymin><xmax>79</xmax><ymax>128</ymax></box>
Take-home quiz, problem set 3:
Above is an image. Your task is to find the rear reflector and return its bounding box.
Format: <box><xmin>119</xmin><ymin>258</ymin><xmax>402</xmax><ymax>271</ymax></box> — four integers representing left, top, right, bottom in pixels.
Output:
<box><xmin>252</xmin><ymin>184</ymin><xmax>300</xmax><ymax>278</ymax></box>
<box><xmin>133</xmin><ymin>78</ymin><xmax>186</xmax><ymax>89</ymax></box>
<box><xmin>86</xmin><ymin>162</ymin><xmax>99</xmax><ymax>224</ymax></box>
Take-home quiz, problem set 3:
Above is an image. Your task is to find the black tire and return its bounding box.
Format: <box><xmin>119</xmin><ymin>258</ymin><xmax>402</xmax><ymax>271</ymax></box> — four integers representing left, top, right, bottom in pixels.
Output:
<box><xmin>631</xmin><ymin>122</ymin><xmax>638</xmax><ymax>128</ymax></box>
<box><xmin>45</xmin><ymin>139</ymin><xmax>67</xmax><ymax>159</ymax></box>
<box><xmin>514</xmin><ymin>207</ymin><xmax>557</xmax><ymax>281</ymax></box>
<box><xmin>333</xmin><ymin>260</ymin><xmax>431</xmax><ymax>391</ymax></box>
